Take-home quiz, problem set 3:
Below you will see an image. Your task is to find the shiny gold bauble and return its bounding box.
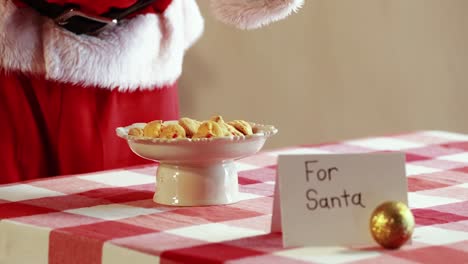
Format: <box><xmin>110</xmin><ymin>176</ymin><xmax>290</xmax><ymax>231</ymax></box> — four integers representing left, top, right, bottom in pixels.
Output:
<box><xmin>370</xmin><ymin>201</ymin><xmax>415</xmax><ymax>249</ymax></box>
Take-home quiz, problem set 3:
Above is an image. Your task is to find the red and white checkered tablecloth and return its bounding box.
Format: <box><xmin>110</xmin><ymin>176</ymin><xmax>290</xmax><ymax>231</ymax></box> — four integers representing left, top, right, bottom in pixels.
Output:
<box><xmin>1</xmin><ymin>130</ymin><xmax>468</xmax><ymax>264</ymax></box>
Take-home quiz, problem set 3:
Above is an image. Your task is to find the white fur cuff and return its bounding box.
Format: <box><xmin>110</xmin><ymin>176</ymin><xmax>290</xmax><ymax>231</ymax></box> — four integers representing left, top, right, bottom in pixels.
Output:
<box><xmin>211</xmin><ymin>0</ymin><xmax>304</xmax><ymax>30</ymax></box>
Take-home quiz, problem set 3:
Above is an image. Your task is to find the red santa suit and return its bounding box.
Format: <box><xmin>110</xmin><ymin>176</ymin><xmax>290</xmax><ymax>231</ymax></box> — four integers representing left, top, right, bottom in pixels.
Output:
<box><xmin>0</xmin><ymin>0</ymin><xmax>303</xmax><ymax>184</ymax></box>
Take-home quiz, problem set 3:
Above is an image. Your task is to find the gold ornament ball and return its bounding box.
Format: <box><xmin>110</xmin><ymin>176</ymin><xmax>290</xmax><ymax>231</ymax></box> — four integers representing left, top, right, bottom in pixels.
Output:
<box><xmin>370</xmin><ymin>201</ymin><xmax>415</xmax><ymax>249</ymax></box>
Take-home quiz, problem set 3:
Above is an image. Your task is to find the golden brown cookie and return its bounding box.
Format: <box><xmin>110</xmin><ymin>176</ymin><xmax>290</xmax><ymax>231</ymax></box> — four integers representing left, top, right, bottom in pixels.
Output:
<box><xmin>128</xmin><ymin>127</ymin><xmax>144</xmax><ymax>137</ymax></box>
<box><xmin>210</xmin><ymin>115</ymin><xmax>225</xmax><ymax>123</ymax></box>
<box><xmin>159</xmin><ymin>124</ymin><xmax>187</xmax><ymax>139</ymax></box>
<box><xmin>193</xmin><ymin>121</ymin><xmax>225</xmax><ymax>139</ymax></box>
<box><xmin>227</xmin><ymin>120</ymin><xmax>253</xmax><ymax>136</ymax></box>
<box><xmin>225</xmin><ymin>123</ymin><xmax>244</xmax><ymax>136</ymax></box>
<box><xmin>210</xmin><ymin>115</ymin><xmax>240</xmax><ymax>136</ymax></box>
<box><xmin>179</xmin><ymin>117</ymin><xmax>201</xmax><ymax>138</ymax></box>
<box><xmin>143</xmin><ymin>120</ymin><xmax>163</xmax><ymax>138</ymax></box>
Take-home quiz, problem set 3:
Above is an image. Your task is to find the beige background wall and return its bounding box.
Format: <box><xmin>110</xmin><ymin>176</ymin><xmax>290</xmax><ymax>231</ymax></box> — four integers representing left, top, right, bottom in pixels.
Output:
<box><xmin>179</xmin><ymin>0</ymin><xmax>468</xmax><ymax>149</ymax></box>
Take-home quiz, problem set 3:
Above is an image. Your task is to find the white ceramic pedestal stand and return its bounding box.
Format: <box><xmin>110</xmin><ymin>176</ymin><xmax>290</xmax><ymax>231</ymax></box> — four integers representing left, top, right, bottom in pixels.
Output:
<box><xmin>155</xmin><ymin>161</ymin><xmax>238</xmax><ymax>206</ymax></box>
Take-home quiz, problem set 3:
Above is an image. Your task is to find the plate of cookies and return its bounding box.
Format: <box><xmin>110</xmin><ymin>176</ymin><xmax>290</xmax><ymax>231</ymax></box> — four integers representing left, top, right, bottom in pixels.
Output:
<box><xmin>116</xmin><ymin>115</ymin><xmax>277</xmax><ymax>207</ymax></box>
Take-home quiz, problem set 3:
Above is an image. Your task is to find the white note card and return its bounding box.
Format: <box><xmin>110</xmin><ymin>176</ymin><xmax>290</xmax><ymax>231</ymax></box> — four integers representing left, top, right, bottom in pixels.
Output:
<box><xmin>271</xmin><ymin>153</ymin><xmax>408</xmax><ymax>247</ymax></box>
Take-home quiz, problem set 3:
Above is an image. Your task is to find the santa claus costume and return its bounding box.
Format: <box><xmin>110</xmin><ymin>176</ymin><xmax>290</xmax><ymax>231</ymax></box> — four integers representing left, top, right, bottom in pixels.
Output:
<box><xmin>0</xmin><ymin>0</ymin><xmax>303</xmax><ymax>184</ymax></box>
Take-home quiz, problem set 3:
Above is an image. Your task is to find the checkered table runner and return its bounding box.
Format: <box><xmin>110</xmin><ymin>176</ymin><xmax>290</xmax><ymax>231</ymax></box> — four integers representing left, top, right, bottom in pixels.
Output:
<box><xmin>1</xmin><ymin>130</ymin><xmax>468</xmax><ymax>264</ymax></box>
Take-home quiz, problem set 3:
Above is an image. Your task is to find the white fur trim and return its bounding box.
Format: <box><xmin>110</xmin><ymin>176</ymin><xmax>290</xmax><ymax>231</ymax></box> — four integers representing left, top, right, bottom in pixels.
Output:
<box><xmin>211</xmin><ymin>0</ymin><xmax>304</xmax><ymax>30</ymax></box>
<box><xmin>0</xmin><ymin>0</ymin><xmax>204</xmax><ymax>91</ymax></box>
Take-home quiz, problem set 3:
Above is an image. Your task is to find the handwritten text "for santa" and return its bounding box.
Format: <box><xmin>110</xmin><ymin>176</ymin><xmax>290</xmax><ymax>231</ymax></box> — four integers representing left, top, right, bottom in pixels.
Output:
<box><xmin>304</xmin><ymin>160</ymin><xmax>366</xmax><ymax>211</ymax></box>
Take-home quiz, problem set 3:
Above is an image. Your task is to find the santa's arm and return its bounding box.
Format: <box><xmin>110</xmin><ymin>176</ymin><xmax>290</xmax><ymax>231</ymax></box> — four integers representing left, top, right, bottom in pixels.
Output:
<box><xmin>0</xmin><ymin>0</ymin><xmax>302</xmax><ymax>90</ymax></box>
<box><xmin>14</xmin><ymin>0</ymin><xmax>302</xmax><ymax>30</ymax></box>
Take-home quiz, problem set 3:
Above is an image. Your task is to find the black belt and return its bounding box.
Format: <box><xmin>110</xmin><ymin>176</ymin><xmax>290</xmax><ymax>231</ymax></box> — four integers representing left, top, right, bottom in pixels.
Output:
<box><xmin>20</xmin><ymin>0</ymin><xmax>156</xmax><ymax>35</ymax></box>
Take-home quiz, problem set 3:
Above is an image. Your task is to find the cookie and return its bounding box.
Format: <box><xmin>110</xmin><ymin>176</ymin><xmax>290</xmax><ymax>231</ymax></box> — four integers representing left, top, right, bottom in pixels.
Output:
<box><xmin>128</xmin><ymin>127</ymin><xmax>144</xmax><ymax>137</ymax></box>
<box><xmin>179</xmin><ymin>117</ymin><xmax>201</xmax><ymax>138</ymax></box>
<box><xmin>143</xmin><ymin>120</ymin><xmax>163</xmax><ymax>138</ymax></box>
<box><xmin>159</xmin><ymin>124</ymin><xmax>187</xmax><ymax>139</ymax></box>
<box><xmin>227</xmin><ymin>120</ymin><xmax>253</xmax><ymax>136</ymax></box>
<box><xmin>193</xmin><ymin>120</ymin><xmax>225</xmax><ymax>139</ymax></box>
<box><xmin>225</xmin><ymin>123</ymin><xmax>244</xmax><ymax>136</ymax></box>
<box><xmin>210</xmin><ymin>115</ymin><xmax>245</xmax><ymax>136</ymax></box>
<box><xmin>210</xmin><ymin>115</ymin><xmax>225</xmax><ymax>123</ymax></box>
